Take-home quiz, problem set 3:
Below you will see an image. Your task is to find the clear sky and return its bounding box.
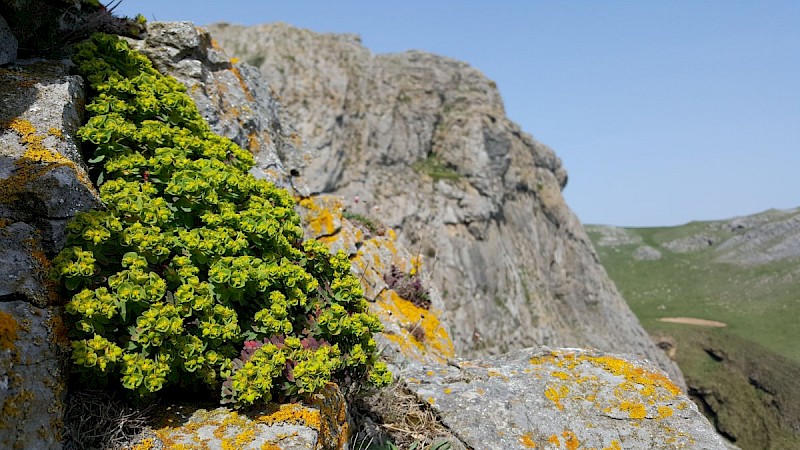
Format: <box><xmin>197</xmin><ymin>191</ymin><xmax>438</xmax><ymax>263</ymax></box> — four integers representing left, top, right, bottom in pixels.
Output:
<box><xmin>116</xmin><ymin>1</ymin><xmax>799</xmax><ymax>226</ymax></box>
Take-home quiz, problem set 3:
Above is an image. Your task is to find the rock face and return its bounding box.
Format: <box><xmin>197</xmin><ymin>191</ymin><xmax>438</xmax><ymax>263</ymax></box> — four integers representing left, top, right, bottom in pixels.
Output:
<box><xmin>1</xmin><ymin>59</ymin><xmax>94</xmax><ymax>450</ymax></box>
<box><xmin>0</xmin><ymin>14</ymin><xmax>17</xmax><ymax>65</ymax></box>
<box><xmin>126</xmin><ymin>21</ymin><xmax>311</xmax><ymax>192</ymax></box>
<box><xmin>404</xmin><ymin>348</ymin><xmax>725</xmax><ymax>449</ymax></box>
<box><xmin>207</xmin><ymin>22</ymin><xmax>684</xmax><ymax>386</ymax></box>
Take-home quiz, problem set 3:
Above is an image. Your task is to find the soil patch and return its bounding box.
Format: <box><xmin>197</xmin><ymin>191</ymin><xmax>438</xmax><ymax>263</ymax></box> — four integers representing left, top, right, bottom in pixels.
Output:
<box><xmin>658</xmin><ymin>317</ymin><xmax>727</xmax><ymax>327</ymax></box>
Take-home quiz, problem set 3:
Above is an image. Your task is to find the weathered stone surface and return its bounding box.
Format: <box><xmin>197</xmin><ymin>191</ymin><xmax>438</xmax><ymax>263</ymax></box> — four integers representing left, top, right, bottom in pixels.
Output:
<box><xmin>0</xmin><ymin>221</ymin><xmax>57</xmax><ymax>307</ymax></box>
<box><xmin>663</xmin><ymin>235</ymin><xmax>715</xmax><ymax>253</ymax></box>
<box><xmin>208</xmin><ymin>22</ymin><xmax>685</xmax><ymax>388</ymax></box>
<box><xmin>403</xmin><ymin>348</ymin><xmax>726</xmax><ymax>450</ymax></box>
<box><xmin>297</xmin><ymin>194</ymin><xmax>455</xmax><ymax>370</ymax></box>
<box><xmin>126</xmin><ymin>22</ymin><xmax>312</xmax><ymax>192</ymax></box>
<box><xmin>716</xmin><ymin>208</ymin><xmax>800</xmax><ymax>265</ymax></box>
<box><xmin>129</xmin><ymin>383</ymin><xmax>349</xmax><ymax>450</ymax></box>
<box><xmin>0</xmin><ymin>60</ymin><xmax>100</xmax><ymax>252</ymax></box>
<box><xmin>633</xmin><ymin>245</ymin><xmax>662</xmax><ymax>261</ymax></box>
<box><xmin>0</xmin><ymin>301</ymin><xmax>70</xmax><ymax>450</ymax></box>
<box><xmin>0</xmin><ymin>57</ymin><xmax>98</xmax><ymax>449</ymax></box>
<box><xmin>0</xmin><ymin>14</ymin><xmax>17</xmax><ymax>65</ymax></box>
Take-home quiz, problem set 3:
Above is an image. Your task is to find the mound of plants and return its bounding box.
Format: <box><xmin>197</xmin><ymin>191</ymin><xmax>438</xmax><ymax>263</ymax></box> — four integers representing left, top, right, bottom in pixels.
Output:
<box><xmin>52</xmin><ymin>33</ymin><xmax>390</xmax><ymax>407</ymax></box>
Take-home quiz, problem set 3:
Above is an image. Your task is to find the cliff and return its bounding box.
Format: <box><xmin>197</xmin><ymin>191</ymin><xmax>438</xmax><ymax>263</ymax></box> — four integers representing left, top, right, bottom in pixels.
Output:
<box><xmin>207</xmin><ymin>22</ymin><xmax>684</xmax><ymax>385</ymax></box>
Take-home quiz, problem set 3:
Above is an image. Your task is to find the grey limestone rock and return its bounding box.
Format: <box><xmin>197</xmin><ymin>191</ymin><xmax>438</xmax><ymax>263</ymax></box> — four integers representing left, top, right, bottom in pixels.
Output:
<box><xmin>715</xmin><ymin>208</ymin><xmax>800</xmax><ymax>265</ymax></box>
<box><xmin>127</xmin><ymin>384</ymin><xmax>350</xmax><ymax>450</ymax></box>
<box><xmin>0</xmin><ymin>301</ymin><xmax>69</xmax><ymax>450</ymax></box>
<box><xmin>126</xmin><ymin>22</ymin><xmax>312</xmax><ymax>193</ymax></box>
<box><xmin>0</xmin><ymin>58</ymin><xmax>98</xmax><ymax>449</ymax></box>
<box><xmin>207</xmin><ymin>22</ymin><xmax>685</xmax><ymax>388</ymax></box>
<box><xmin>402</xmin><ymin>347</ymin><xmax>726</xmax><ymax>450</ymax></box>
<box><xmin>0</xmin><ymin>59</ymin><xmax>101</xmax><ymax>253</ymax></box>
<box><xmin>0</xmin><ymin>14</ymin><xmax>17</xmax><ymax>65</ymax></box>
<box><xmin>663</xmin><ymin>234</ymin><xmax>716</xmax><ymax>253</ymax></box>
<box><xmin>633</xmin><ymin>245</ymin><xmax>662</xmax><ymax>261</ymax></box>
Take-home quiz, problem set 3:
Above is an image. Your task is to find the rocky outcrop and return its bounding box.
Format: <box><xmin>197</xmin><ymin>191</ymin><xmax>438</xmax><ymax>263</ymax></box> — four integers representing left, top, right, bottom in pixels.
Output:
<box><xmin>1</xmin><ymin>59</ymin><xmax>94</xmax><ymax>450</ymax></box>
<box><xmin>125</xmin><ymin>21</ymin><xmax>312</xmax><ymax>192</ymax></box>
<box><xmin>207</xmin><ymin>22</ymin><xmax>684</xmax><ymax>387</ymax></box>
<box><xmin>126</xmin><ymin>384</ymin><xmax>350</xmax><ymax>450</ymax></box>
<box><xmin>404</xmin><ymin>348</ymin><xmax>725</xmax><ymax>449</ymax></box>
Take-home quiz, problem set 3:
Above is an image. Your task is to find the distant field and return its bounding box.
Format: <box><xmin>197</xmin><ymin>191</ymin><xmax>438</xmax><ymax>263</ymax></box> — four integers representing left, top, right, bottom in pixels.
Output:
<box><xmin>586</xmin><ymin>213</ymin><xmax>800</xmax><ymax>363</ymax></box>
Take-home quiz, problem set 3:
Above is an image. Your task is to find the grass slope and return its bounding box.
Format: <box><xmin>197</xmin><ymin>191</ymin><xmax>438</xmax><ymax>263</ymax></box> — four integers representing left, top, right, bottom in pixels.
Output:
<box><xmin>587</xmin><ymin>208</ymin><xmax>800</xmax><ymax>449</ymax></box>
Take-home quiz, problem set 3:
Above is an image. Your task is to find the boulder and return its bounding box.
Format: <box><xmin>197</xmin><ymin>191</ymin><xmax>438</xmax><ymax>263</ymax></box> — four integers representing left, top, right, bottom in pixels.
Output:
<box><xmin>127</xmin><ymin>384</ymin><xmax>349</xmax><ymax>450</ymax></box>
<box><xmin>402</xmin><ymin>348</ymin><xmax>726</xmax><ymax>449</ymax></box>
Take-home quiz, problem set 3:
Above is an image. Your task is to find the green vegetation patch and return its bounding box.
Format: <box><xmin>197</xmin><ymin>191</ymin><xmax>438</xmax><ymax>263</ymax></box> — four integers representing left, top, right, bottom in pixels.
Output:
<box><xmin>412</xmin><ymin>154</ymin><xmax>461</xmax><ymax>182</ymax></box>
<box><xmin>52</xmin><ymin>33</ymin><xmax>390</xmax><ymax>408</ymax></box>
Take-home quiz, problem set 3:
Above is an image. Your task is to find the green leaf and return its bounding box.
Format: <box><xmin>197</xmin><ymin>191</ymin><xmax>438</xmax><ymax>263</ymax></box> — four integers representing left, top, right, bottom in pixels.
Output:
<box><xmin>88</xmin><ymin>154</ymin><xmax>106</xmax><ymax>164</ymax></box>
<box><xmin>65</xmin><ymin>277</ymin><xmax>81</xmax><ymax>291</ymax></box>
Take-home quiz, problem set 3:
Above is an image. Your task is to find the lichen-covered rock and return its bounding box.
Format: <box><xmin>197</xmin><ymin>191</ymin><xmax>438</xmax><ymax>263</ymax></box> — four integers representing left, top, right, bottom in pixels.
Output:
<box><xmin>126</xmin><ymin>21</ymin><xmax>312</xmax><ymax>192</ymax></box>
<box><xmin>0</xmin><ymin>301</ymin><xmax>70</xmax><ymax>450</ymax></box>
<box><xmin>402</xmin><ymin>348</ymin><xmax>726</xmax><ymax>450</ymax></box>
<box><xmin>0</xmin><ymin>14</ymin><xmax>17</xmax><ymax>65</ymax></box>
<box><xmin>0</xmin><ymin>60</ymin><xmax>101</xmax><ymax>253</ymax></box>
<box><xmin>207</xmin><ymin>23</ymin><xmax>685</xmax><ymax>388</ymax></box>
<box><xmin>297</xmin><ymin>194</ymin><xmax>455</xmax><ymax>370</ymax></box>
<box><xmin>129</xmin><ymin>384</ymin><xmax>350</xmax><ymax>450</ymax></box>
<box><xmin>0</xmin><ymin>58</ymin><xmax>99</xmax><ymax>449</ymax></box>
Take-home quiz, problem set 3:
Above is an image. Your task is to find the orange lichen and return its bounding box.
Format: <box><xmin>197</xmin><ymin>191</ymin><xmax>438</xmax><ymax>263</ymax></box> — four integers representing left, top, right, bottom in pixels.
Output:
<box><xmin>585</xmin><ymin>354</ymin><xmax>681</xmax><ymax>397</ymax></box>
<box><xmin>0</xmin><ymin>311</ymin><xmax>19</xmax><ymax>350</ymax></box>
<box><xmin>519</xmin><ymin>432</ymin><xmax>537</xmax><ymax>448</ymax></box>
<box><xmin>548</xmin><ymin>434</ymin><xmax>560</xmax><ymax>447</ymax></box>
<box><xmin>562</xmin><ymin>429</ymin><xmax>580</xmax><ymax>450</ymax></box>
<box><xmin>257</xmin><ymin>403</ymin><xmax>321</xmax><ymax>430</ymax></box>
<box><xmin>130</xmin><ymin>438</ymin><xmax>155</xmax><ymax>450</ymax></box>
<box><xmin>298</xmin><ymin>197</ymin><xmax>340</xmax><ymax>237</ymax></box>
<box><xmin>375</xmin><ymin>290</ymin><xmax>454</xmax><ymax>362</ymax></box>
<box><xmin>618</xmin><ymin>400</ymin><xmax>646</xmax><ymax>419</ymax></box>
<box><xmin>228</xmin><ymin>64</ymin><xmax>255</xmax><ymax>102</ymax></box>
<box><xmin>544</xmin><ymin>385</ymin><xmax>569</xmax><ymax>411</ymax></box>
<box><xmin>657</xmin><ymin>405</ymin><xmax>674</xmax><ymax>419</ymax></box>
<box><xmin>0</xmin><ymin>118</ymin><xmax>95</xmax><ymax>204</ymax></box>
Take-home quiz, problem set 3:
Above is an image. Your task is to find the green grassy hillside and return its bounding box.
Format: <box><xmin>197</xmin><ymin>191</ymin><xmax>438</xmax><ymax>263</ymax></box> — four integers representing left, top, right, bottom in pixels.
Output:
<box><xmin>587</xmin><ymin>208</ymin><xmax>800</xmax><ymax>449</ymax></box>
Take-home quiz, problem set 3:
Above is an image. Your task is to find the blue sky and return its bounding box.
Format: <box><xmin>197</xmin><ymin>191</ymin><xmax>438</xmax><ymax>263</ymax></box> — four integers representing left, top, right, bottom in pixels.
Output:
<box><xmin>116</xmin><ymin>1</ymin><xmax>800</xmax><ymax>226</ymax></box>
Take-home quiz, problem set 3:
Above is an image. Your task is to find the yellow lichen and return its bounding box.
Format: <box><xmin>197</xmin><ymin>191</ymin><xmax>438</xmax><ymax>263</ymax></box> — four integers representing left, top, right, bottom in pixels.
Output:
<box><xmin>519</xmin><ymin>432</ymin><xmax>537</xmax><ymax>448</ymax></box>
<box><xmin>443</xmin><ymin>387</ymin><xmax>452</xmax><ymax>394</ymax></box>
<box><xmin>298</xmin><ymin>197</ymin><xmax>340</xmax><ymax>237</ymax></box>
<box><xmin>257</xmin><ymin>403</ymin><xmax>321</xmax><ymax>430</ymax></box>
<box><xmin>562</xmin><ymin>429</ymin><xmax>580</xmax><ymax>450</ymax></box>
<box><xmin>375</xmin><ymin>290</ymin><xmax>454</xmax><ymax>362</ymax></box>
<box><xmin>602</xmin><ymin>440</ymin><xmax>622</xmax><ymax>450</ymax></box>
<box><xmin>544</xmin><ymin>385</ymin><xmax>569</xmax><ymax>411</ymax></box>
<box><xmin>658</xmin><ymin>405</ymin><xmax>674</xmax><ymax>418</ymax></box>
<box><xmin>618</xmin><ymin>400</ymin><xmax>646</xmax><ymax>420</ymax></box>
<box><xmin>0</xmin><ymin>118</ymin><xmax>95</xmax><ymax>204</ymax></box>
